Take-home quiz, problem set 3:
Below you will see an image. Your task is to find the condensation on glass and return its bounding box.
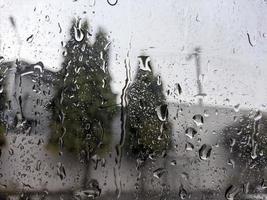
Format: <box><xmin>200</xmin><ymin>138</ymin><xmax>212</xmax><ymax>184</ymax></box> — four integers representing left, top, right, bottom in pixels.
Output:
<box><xmin>0</xmin><ymin>0</ymin><xmax>267</xmax><ymax>199</ymax></box>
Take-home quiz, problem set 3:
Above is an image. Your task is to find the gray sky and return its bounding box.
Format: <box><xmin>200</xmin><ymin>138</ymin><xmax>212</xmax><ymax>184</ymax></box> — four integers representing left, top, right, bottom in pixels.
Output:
<box><xmin>1</xmin><ymin>0</ymin><xmax>267</xmax><ymax>110</ymax></box>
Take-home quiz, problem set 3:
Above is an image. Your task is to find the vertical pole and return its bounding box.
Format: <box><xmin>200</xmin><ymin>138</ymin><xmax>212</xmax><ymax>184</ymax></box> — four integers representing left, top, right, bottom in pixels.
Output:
<box><xmin>187</xmin><ymin>47</ymin><xmax>203</xmax><ymax>106</ymax></box>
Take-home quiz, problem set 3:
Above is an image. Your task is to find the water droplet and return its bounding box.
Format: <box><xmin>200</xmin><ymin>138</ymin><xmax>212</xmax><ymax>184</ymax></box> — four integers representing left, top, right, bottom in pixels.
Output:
<box><xmin>89</xmin><ymin>0</ymin><xmax>96</xmax><ymax>7</ymax></box>
<box><xmin>0</xmin><ymin>56</ymin><xmax>4</xmax><ymax>64</ymax></box>
<box><xmin>204</xmin><ymin>109</ymin><xmax>209</xmax><ymax>117</ymax></box>
<box><xmin>102</xmin><ymin>79</ymin><xmax>106</xmax><ymax>88</ymax></box>
<box><xmin>243</xmin><ymin>182</ymin><xmax>249</xmax><ymax>194</ymax></box>
<box><xmin>227</xmin><ymin>159</ymin><xmax>235</xmax><ymax>169</ymax></box>
<box><xmin>176</xmin><ymin>83</ymin><xmax>182</xmax><ymax>95</ymax></box>
<box><xmin>179</xmin><ymin>185</ymin><xmax>187</xmax><ymax>199</ymax></box>
<box><xmin>107</xmin><ymin>0</ymin><xmax>118</xmax><ymax>6</ymax></box>
<box><xmin>185</xmin><ymin>127</ymin><xmax>197</xmax><ymax>139</ymax></box>
<box><xmin>62</xmin><ymin>50</ymin><xmax>67</xmax><ymax>57</ymax></box>
<box><xmin>156</xmin><ymin>104</ymin><xmax>168</xmax><ymax>122</ymax></box>
<box><xmin>254</xmin><ymin>110</ymin><xmax>262</xmax><ymax>121</ymax></box>
<box><xmin>45</xmin><ymin>15</ymin><xmax>50</xmax><ymax>22</ymax></box>
<box><xmin>0</xmin><ymin>86</ymin><xmax>3</xmax><ymax>94</ymax></box>
<box><xmin>74</xmin><ymin>179</ymin><xmax>101</xmax><ymax>199</ymax></box>
<box><xmin>26</xmin><ymin>34</ymin><xmax>34</xmax><ymax>43</ymax></box>
<box><xmin>153</xmin><ymin>168</ymin><xmax>166</xmax><ymax>179</ymax></box>
<box><xmin>251</xmin><ymin>143</ymin><xmax>258</xmax><ymax>159</ymax></box>
<box><xmin>185</xmin><ymin>142</ymin><xmax>194</xmax><ymax>151</ymax></box>
<box><xmin>193</xmin><ymin>114</ymin><xmax>204</xmax><ymax>126</ymax></box>
<box><xmin>261</xmin><ymin>179</ymin><xmax>267</xmax><ymax>189</ymax></box>
<box><xmin>9</xmin><ymin>148</ymin><xmax>14</xmax><ymax>156</ymax></box>
<box><xmin>229</xmin><ymin>138</ymin><xmax>236</xmax><ymax>148</ymax></box>
<box><xmin>225</xmin><ymin>185</ymin><xmax>240</xmax><ymax>200</ymax></box>
<box><xmin>247</xmin><ymin>33</ymin><xmax>255</xmax><ymax>47</ymax></box>
<box><xmin>234</xmin><ymin>104</ymin><xmax>240</xmax><ymax>112</ymax></box>
<box><xmin>212</xmin><ymin>130</ymin><xmax>218</xmax><ymax>135</ymax></box>
<box><xmin>181</xmin><ymin>172</ymin><xmax>189</xmax><ymax>181</ymax></box>
<box><xmin>157</xmin><ymin>75</ymin><xmax>161</xmax><ymax>85</ymax></box>
<box><xmin>57</xmin><ymin>162</ymin><xmax>66</xmax><ymax>180</ymax></box>
<box><xmin>170</xmin><ymin>160</ymin><xmax>176</xmax><ymax>166</ymax></box>
<box><xmin>199</xmin><ymin>144</ymin><xmax>212</xmax><ymax>160</ymax></box>
<box><xmin>34</xmin><ymin>63</ymin><xmax>44</xmax><ymax>73</ymax></box>
<box><xmin>74</xmin><ymin>20</ymin><xmax>84</xmax><ymax>42</ymax></box>
<box><xmin>36</xmin><ymin>160</ymin><xmax>41</xmax><ymax>171</ymax></box>
<box><xmin>138</xmin><ymin>56</ymin><xmax>152</xmax><ymax>72</ymax></box>
<box><xmin>61</xmin><ymin>41</ymin><xmax>66</xmax><ymax>47</ymax></box>
<box><xmin>58</xmin><ymin>22</ymin><xmax>62</xmax><ymax>33</ymax></box>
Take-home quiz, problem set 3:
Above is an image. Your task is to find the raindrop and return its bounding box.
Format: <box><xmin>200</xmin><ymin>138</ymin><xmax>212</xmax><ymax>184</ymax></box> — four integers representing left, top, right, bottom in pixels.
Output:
<box><xmin>227</xmin><ymin>159</ymin><xmax>235</xmax><ymax>169</ymax></box>
<box><xmin>181</xmin><ymin>172</ymin><xmax>189</xmax><ymax>181</ymax></box>
<box><xmin>156</xmin><ymin>104</ymin><xmax>168</xmax><ymax>122</ymax></box>
<box><xmin>229</xmin><ymin>138</ymin><xmax>236</xmax><ymax>148</ymax></box>
<box><xmin>9</xmin><ymin>16</ymin><xmax>16</xmax><ymax>27</ymax></box>
<box><xmin>193</xmin><ymin>114</ymin><xmax>204</xmax><ymax>126</ymax></box>
<box><xmin>185</xmin><ymin>142</ymin><xmax>194</xmax><ymax>151</ymax></box>
<box><xmin>102</xmin><ymin>79</ymin><xmax>106</xmax><ymax>88</ymax></box>
<box><xmin>107</xmin><ymin>0</ymin><xmax>118</xmax><ymax>6</ymax></box>
<box><xmin>234</xmin><ymin>104</ymin><xmax>240</xmax><ymax>112</ymax></box>
<box><xmin>153</xmin><ymin>168</ymin><xmax>166</xmax><ymax>179</ymax></box>
<box><xmin>0</xmin><ymin>184</ymin><xmax>7</xmax><ymax>189</ymax></box>
<box><xmin>204</xmin><ymin>109</ymin><xmax>209</xmax><ymax>117</ymax></box>
<box><xmin>199</xmin><ymin>144</ymin><xmax>212</xmax><ymax>160</ymax></box>
<box><xmin>34</xmin><ymin>63</ymin><xmax>44</xmax><ymax>73</ymax></box>
<box><xmin>57</xmin><ymin>162</ymin><xmax>66</xmax><ymax>180</ymax></box>
<box><xmin>176</xmin><ymin>83</ymin><xmax>182</xmax><ymax>95</ymax></box>
<box><xmin>212</xmin><ymin>130</ymin><xmax>218</xmax><ymax>135</ymax></box>
<box><xmin>185</xmin><ymin>127</ymin><xmax>197</xmax><ymax>139</ymax></box>
<box><xmin>89</xmin><ymin>0</ymin><xmax>96</xmax><ymax>7</ymax></box>
<box><xmin>254</xmin><ymin>110</ymin><xmax>262</xmax><ymax>121</ymax></box>
<box><xmin>36</xmin><ymin>160</ymin><xmax>41</xmax><ymax>171</ymax></box>
<box><xmin>157</xmin><ymin>75</ymin><xmax>161</xmax><ymax>85</ymax></box>
<box><xmin>179</xmin><ymin>185</ymin><xmax>187</xmax><ymax>199</ymax></box>
<box><xmin>62</xmin><ymin>51</ymin><xmax>67</xmax><ymax>57</ymax></box>
<box><xmin>45</xmin><ymin>15</ymin><xmax>50</xmax><ymax>22</ymax></box>
<box><xmin>21</xmin><ymin>71</ymin><xmax>34</xmax><ymax>78</ymax></box>
<box><xmin>74</xmin><ymin>20</ymin><xmax>85</xmax><ymax>42</ymax></box>
<box><xmin>243</xmin><ymin>182</ymin><xmax>249</xmax><ymax>194</ymax></box>
<box><xmin>0</xmin><ymin>56</ymin><xmax>5</xmax><ymax>64</ymax></box>
<box><xmin>26</xmin><ymin>34</ymin><xmax>34</xmax><ymax>43</ymax></box>
<box><xmin>261</xmin><ymin>179</ymin><xmax>267</xmax><ymax>189</ymax></box>
<box><xmin>61</xmin><ymin>41</ymin><xmax>66</xmax><ymax>47</ymax></box>
<box><xmin>138</xmin><ymin>56</ymin><xmax>152</xmax><ymax>72</ymax></box>
<box><xmin>225</xmin><ymin>185</ymin><xmax>240</xmax><ymax>200</ymax></box>
<box><xmin>74</xmin><ymin>179</ymin><xmax>101</xmax><ymax>199</ymax></box>
<box><xmin>9</xmin><ymin>148</ymin><xmax>14</xmax><ymax>156</ymax></box>
<box><xmin>170</xmin><ymin>160</ymin><xmax>176</xmax><ymax>166</ymax></box>
<box><xmin>247</xmin><ymin>33</ymin><xmax>255</xmax><ymax>47</ymax></box>
<box><xmin>251</xmin><ymin>143</ymin><xmax>258</xmax><ymax>159</ymax></box>
<box><xmin>58</xmin><ymin>22</ymin><xmax>62</xmax><ymax>33</ymax></box>
<box><xmin>74</xmin><ymin>27</ymin><xmax>84</xmax><ymax>42</ymax></box>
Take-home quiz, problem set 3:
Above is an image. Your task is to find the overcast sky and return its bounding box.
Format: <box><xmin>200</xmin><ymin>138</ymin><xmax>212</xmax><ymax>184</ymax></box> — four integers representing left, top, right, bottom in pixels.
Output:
<box><xmin>1</xmin><ymin>0</ymin><xmax>267</xmax><ymax>110</ymax></box>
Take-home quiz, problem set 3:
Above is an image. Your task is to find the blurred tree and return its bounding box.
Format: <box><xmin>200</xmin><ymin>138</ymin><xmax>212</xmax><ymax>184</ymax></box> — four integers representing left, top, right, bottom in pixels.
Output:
<box><xmin>125</xmin><ymin>56</ymin><xmax>171</xmax><ymax>160</ymax></box>
<box><xmin>222</xmin><ymin>112</ymin><xmax>267</xmax><ymax>191</ymax></box>
<box><xmin>48</xmin><ymin>19</ymin><xmax>117</xmax><ymax>158</ymax></box>
<box><xmin>0</xmin><ymin>65</ymin><xmax>7</xmax><ymax>147</ymax></box>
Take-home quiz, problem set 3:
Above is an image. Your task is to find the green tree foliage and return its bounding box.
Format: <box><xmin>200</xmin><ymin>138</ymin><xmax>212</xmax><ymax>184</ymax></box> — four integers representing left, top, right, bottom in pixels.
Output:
<box><xmin>48</xmin><ymin>19</ymin><xmax>116</xmax><ymax>156</ymax></box>
<box><xmin>125</xmin><ymin>56</ymin><xmax>171</xmax><ymax>159</ymax></box>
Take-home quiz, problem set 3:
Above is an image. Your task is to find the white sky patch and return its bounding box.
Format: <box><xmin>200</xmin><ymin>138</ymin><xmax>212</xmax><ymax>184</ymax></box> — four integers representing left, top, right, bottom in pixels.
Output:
<box><xmin>0</xmin><ymin>0</ymin><xmax>267</xmax><ymax>110</ymax></box>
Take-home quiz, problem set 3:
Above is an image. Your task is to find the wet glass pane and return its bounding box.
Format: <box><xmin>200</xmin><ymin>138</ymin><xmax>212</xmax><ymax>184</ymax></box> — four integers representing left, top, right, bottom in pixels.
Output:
<box><xmin>0</xmin><ymin>0</ymin><xmax>267</xmax><ymax>199</ymax></box>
